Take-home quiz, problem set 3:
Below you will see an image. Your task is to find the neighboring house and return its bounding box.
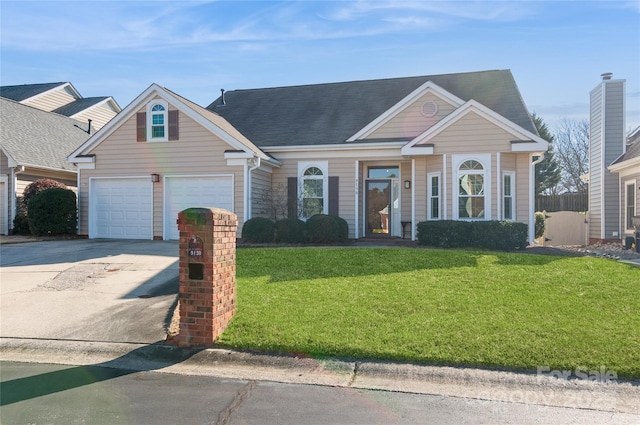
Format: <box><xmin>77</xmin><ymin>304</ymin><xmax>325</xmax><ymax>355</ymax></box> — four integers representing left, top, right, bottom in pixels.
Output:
<box><xmin>608</xmin><ymin>126</ymin><xmax>640</xmax><ymax>242</ymax></box>
<box><xmin>587</xmin><ymin>73</ymin><xmax>639</xmax><ymax>244</ymax></box>
<box><xmin>0</xmin><ymin>82</ymin><xmax>121</xmax><ymax>131</ymax></box>
<box><xmin>67</xmin><ymin>69</ymin><xmax>548</xmax><ymax>241</ymax></box>
<box><xmin>0</xmin><ymin>98</ymin><xmax>92</xmax><ymax>234</ymax></box>
<box><xmin>0</xmin><ymin>82</ymin><xmax>122</xmax><ymax>235</ymax></box>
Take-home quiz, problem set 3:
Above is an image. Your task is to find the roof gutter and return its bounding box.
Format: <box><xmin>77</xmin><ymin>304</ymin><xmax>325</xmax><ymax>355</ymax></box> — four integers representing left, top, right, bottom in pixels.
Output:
<box><xmin>10</xmin><ymin>165</ymin><xmax>25</xmax><ymax>229</ymax></box>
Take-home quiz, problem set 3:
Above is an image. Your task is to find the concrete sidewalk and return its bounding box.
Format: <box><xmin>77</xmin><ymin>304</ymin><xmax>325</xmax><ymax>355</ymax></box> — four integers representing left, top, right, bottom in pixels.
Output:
<box><xmin>1</xmin><ymin>238</ymin><xmax>639</xmax><ymax>417</ymax></box>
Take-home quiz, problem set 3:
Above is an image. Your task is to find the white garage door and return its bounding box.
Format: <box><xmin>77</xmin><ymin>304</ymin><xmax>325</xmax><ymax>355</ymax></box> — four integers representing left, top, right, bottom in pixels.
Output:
<box><xmin>91</xmin><ymin>178</ymin><xmax>153</xmax><ymax>239</ymax></box>
<box><xmin>165</xmin><ymin>175</ymin><xmax>233</xmax><ymax>240</ymax></box>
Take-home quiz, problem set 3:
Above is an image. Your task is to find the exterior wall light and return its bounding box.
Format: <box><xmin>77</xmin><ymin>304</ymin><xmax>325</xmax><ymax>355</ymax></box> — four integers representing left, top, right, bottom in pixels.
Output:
<box><xmin>151</xmin><ymin>173</ymin><xmax>160</xmax><ymax>183</ymax></box>
<box><xmin>404</xmin><ymin>180</ymin><xmax>411</xmax><ymax>189</ymax></box>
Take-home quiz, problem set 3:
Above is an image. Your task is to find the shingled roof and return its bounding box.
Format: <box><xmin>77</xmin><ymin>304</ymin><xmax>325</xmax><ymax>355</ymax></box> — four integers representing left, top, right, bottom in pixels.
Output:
<box><xmin>52</xmin><ymin>97</ymin><xmax>111</xmax><ymax>117</ymax></box>
<box><xmin>0</xmin><ymin>98</ymin><xmax>90</xmax><ymax>171</ymax></box>
<box><xmin>0</xmin><ymin>82</ymin><xmax>67</xmax><ymax>102</ymax></box>
<box><xmin>207</xmin><ymin>69</ymin><xmax>537</xmax><ymax>147</ymax></box>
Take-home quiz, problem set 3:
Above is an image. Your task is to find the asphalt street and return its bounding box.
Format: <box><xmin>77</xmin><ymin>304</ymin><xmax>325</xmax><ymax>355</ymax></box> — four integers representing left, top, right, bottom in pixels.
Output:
<box><xmin>3</xmin><ymin>361</ymin><xmax>640</xmax><ymax>425</ymax></box>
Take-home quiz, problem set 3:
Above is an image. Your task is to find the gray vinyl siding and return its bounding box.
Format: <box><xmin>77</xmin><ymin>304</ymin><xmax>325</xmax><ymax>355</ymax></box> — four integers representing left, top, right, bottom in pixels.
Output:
<box><xmin>589</xmin><ymin>80</ymin><xmax>625</xmax><ymax>240</ymax></box>
<box><xmin>589</xmin><ymin>85</ymin><xmax>603</xmax><ymax>240</ymax></box>
<box><xmin>603</xmin><ymin>81</ymin><xmax>625</xmax><ymax>238</ymax></box>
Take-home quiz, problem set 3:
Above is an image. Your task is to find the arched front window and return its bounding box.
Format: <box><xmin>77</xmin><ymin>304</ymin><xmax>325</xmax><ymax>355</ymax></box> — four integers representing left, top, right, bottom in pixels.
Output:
<box><xmin>302</xmin><ymin>166</ymin><xmax>324</xmax><ymax>218</ymax></box>
<box><xmin>458</xmin><ymin>160</ymin><xmax>485</xmax><ymax>219</ymax></box>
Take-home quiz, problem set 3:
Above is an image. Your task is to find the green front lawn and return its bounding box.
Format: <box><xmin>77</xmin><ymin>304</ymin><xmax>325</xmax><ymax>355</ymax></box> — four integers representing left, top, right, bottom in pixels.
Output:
<box><xmin>217</xmin><ymin>247</ymin><xmax>640</xmax><ymax>378</ymax></box>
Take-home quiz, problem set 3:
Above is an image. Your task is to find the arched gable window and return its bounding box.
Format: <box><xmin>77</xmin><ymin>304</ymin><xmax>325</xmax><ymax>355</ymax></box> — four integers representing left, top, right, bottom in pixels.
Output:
<box><xmin>457</xmin><ymin>159</ymin><xmax>485</xmax><ymax>219</ymax></box>
<box><xmin>145</xmin><ymin>100</ymin><xmax>169</xmax><ymax>141</ymax></box>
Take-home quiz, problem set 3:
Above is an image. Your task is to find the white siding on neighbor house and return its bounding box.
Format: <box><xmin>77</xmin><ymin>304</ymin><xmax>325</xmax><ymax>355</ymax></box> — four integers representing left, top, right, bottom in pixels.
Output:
<box><xmin>72</xmin><ymin>103</ymin><xmax>118</xmax><ymax>131</ymax></box>
<box><xmin>22</xmin><ymin>87</ymin><xmax>77</xmax><ymax>112</ymax></box>
<box><xmin>78</xmin><ymin>104</ymin><xmax>246</xmax><ymax>239</ymax></box>
<box><xmin>367</xmin><ymin>92</ymin><xmax>457</xmax><ymax>140</ymax></box>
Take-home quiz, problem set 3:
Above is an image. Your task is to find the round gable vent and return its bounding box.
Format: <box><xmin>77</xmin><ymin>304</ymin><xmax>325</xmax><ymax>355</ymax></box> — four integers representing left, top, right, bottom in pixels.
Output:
<box><xmin>421</xmin><ymin>101</ymin><xmax>438</xmax><ymax>118</ymax></box>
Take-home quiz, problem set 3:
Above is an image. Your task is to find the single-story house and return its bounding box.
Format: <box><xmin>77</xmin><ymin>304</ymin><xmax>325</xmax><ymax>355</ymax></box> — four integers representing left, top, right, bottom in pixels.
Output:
<box><xmin>67</xmin><ymin>69</ymin><xmax>548</xmax><ymax>241</ymax></box>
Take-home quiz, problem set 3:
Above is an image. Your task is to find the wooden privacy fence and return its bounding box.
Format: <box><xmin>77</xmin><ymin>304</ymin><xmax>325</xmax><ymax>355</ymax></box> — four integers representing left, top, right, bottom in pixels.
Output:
<box><xmin>536</xmin><ymin>193</ymin><xmax>588</xmax><ymax>212</ymax></box>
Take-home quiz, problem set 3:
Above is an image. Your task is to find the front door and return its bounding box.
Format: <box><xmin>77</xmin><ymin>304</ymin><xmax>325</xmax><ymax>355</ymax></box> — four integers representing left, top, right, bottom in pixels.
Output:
<box><xmin>365</xmin><ymin>167</ymin><xmax>400</xmax><ymax>237</ymax></box>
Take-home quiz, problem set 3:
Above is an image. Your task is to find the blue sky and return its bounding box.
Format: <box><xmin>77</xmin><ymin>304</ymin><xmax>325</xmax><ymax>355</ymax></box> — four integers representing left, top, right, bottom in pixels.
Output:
<box><xmin>1</xmin><ymin>1</ymin><xmax>639</xmax><ymax>133</ymax></box>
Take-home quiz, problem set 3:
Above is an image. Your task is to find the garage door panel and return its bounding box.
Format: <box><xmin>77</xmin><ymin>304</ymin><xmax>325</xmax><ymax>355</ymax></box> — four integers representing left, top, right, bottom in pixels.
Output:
<box><xmin>165</xmin><ymin>176</ymin><xmax>233</xmax><ymax>240</ymax></box>
<box><xmin>91</xmin><ymin>178</ymin><xmax>152</xmax><ymax>240</ymax></box>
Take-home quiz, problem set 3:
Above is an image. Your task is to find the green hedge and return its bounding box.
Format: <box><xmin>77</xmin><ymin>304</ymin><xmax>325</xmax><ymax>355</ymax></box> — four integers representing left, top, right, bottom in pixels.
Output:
<box><xmin>274</xmin><ymin>218</ymin><xmax>306</xmax><ymax>243</ymax></box>
<box><xmin>417</xmin><ymin>220</ymin><xmax>528</xmax><ymax>251</ymax></box>
<box><xmin>27</xmin><ymin>188</ymin><xmax>77</xmax><ymax>236</ymax></box>
<box><xmin>306</xmin><ymin>214</ymin><xmax>340</xmax><ymax>243</ymax></box>
<box><xmin>241</xmin><ymin>217</ymin><xmax>275</xmax><ymax>243</ymax></box>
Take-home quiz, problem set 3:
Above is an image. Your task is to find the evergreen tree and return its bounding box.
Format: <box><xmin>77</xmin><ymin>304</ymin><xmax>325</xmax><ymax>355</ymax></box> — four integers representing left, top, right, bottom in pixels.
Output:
<box><xmin>532</xmin><ymin>113</ymin><xmax>561</xmax><ymax>195</ymax></box>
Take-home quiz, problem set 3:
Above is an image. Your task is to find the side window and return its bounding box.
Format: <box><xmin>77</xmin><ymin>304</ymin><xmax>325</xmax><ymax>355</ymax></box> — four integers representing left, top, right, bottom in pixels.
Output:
<box><xmin>503</xmin><ymin>172</ymin><xmax>515</xmax><ymax>221</ymax></box>
<box><xmin>626</xmin><ymin>181</ymin><xmax>636</xmax><ymax>230</ymax></box>
<box><xmin>427</xmin><ymin>172</ymin><xmax>441</xmax><ymax>220</ymax></box>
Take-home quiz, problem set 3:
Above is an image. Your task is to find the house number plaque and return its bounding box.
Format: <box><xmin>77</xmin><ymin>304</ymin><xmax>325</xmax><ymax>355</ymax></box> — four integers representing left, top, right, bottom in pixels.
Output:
<box><xmin>188</xmin><ymin>235</ymin><xmax>203</xmax><ymax>258</ymax></box>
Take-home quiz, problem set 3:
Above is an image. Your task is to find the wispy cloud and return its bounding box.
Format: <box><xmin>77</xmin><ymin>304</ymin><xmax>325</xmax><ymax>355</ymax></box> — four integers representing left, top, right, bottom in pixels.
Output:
<box><xmin>0</xmin><ymin>0</ymin><xmax>541</xmax><ymax>53</ymax></box>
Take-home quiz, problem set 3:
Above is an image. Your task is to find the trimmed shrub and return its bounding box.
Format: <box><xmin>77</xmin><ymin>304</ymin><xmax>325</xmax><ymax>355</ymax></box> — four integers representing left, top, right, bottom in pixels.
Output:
<box><xmin>27</xmin><ymin>188</ymin><xmax>77</xmax><ymax>236</ymax></box>
<box><xmin>305</xmin><ymin>214</ymin><xmax>340</xmax><ymax>243</ymax></box>
<box><xmin>332</xmin><ymin>215</ymin><xmax>349</xmax><ymax>242</ymax></box>
<box><xmin>417</xmin><ymin>220</ymin><xmax>528</xmax><ymax>251</ymax></box>
<box><xmin>12</xmin><ymin>200</ymin><xmax>30</xmax><ymax>234</ymax></box>
<box><xmin>274</xmin><ymin>218</ymin><xmax>306</xmax><ymax>243</ymax></box>
<box><xmin>242</xmin><ymin>217</ymin><xmax>275</xmax><ymax>243</ymax></box>
<box><xmin>22</xmin><ymin>178</ymin><xmax>67</xmax><ymax>209</ymax></box>
<box><xmin>12</xmin><ymin>213</ymin><xmax>31</xmax><ymax>235</ymax></box>
<box><xmin>534</xmin><ymin>212</ymin><xmax>546</xmax><ymax>239</ymax></box>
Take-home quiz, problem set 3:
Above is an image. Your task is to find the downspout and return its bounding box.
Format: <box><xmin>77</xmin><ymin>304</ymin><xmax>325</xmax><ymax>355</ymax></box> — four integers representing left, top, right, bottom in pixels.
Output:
<box><xmin>354</xmin><ymin>160</ymin><xmax>359</xmax><ymax>239</ymax></box>
<box><xmin>496</xmin><ymin>152</ymin><xmax>501</xmax><ymax>221</ymax></box>
<box><xmin>76</xmin><ymin>166</ymin><xmax>81</xmax><ymax>235</ymax></box>
<box><xmin>10</xmin><ymin>165</ymin><xmax>25</xmax><ymax>230</ymax></box>
<box><xmin>411</xmin><ymin>158</ymin><xmax>416</xmax><ymax>241</ymax></box>
<box><xmin>245</xmin><ymin>157</ymin><xmax>260</xmax><ymax>222</ymax></box>
<box><xmin>530</xmin><ymin>154</ymin><xmax>544</xmax><ymax>244</ymax></box>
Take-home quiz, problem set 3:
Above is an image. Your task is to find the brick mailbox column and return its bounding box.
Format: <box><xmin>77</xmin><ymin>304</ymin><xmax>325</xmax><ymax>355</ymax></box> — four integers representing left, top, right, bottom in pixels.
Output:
<box><xmin>176</xmin><ymin>207</ymin><xmax>238</xmax><ymax>347</ymax></box>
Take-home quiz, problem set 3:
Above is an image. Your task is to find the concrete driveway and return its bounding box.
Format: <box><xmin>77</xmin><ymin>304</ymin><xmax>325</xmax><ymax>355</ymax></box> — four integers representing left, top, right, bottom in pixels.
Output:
<box><xmin>1</xmin><ymin>239</ymin><xmax>179</xmax><ymax>344</ymax></box>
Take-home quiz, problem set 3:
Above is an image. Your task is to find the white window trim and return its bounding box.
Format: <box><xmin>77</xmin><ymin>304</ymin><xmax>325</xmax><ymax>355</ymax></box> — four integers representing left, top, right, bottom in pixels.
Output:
<box><xmin>298</xmin><ymin>161</ymin><xmax>328</xmax><ymax>219</ymax></box>
<box><xmin>427</xmin><ymin>172</ymin><xmax>441</xmax><ymax>220</ymax></box>
<box><xmin>452</xmin><ymin>154</ymin><xmax>491</xmax><ymax>220</ymax></box>
<box><xmin>624</xmin><ymin>179</ymin><xmax>637</xmax><ymax>233</ymax></box>
<box><xmin>502</xmin><ymin>171</ymin><xmax>516</xmax><ymax>221</ymax></box>
<box><xmin>146</xmin><ymin>99</ymin><xmax>168</xmax><ymax>142</ymax></box>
